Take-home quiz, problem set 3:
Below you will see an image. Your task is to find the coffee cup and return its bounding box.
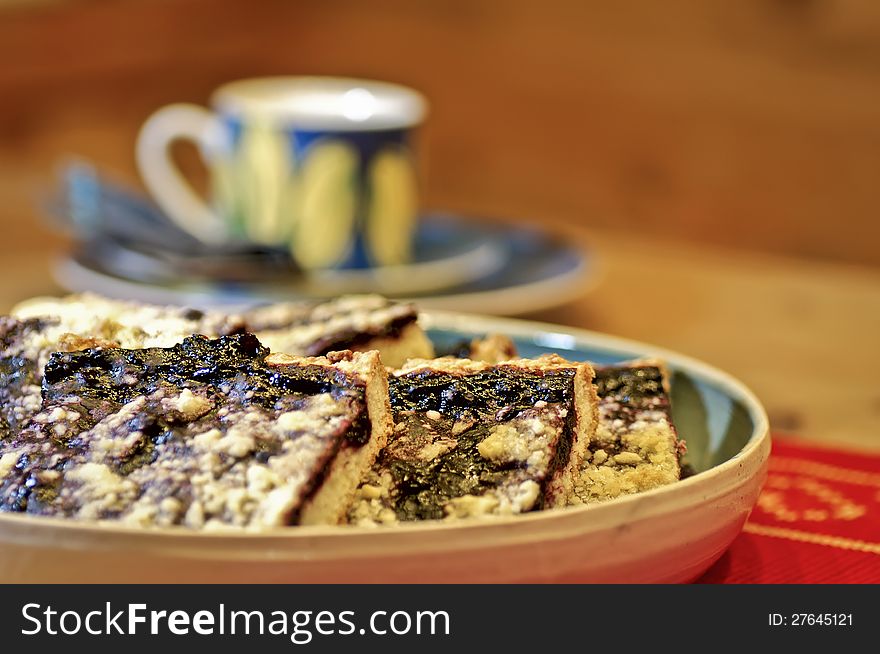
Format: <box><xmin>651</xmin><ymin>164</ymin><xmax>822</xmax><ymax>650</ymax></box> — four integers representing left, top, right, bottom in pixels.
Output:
<box><xmin>136</xmin><ymin>76</ymin><xmax>427</xmax><ymax>270</ymax></box>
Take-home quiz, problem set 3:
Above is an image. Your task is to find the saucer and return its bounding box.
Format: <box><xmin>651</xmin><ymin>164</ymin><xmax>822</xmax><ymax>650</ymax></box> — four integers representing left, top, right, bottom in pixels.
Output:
<box><xmin>55</xmin><ymin>214</ymin><xmax>597</xmax><ymax>315</ymax></box>
<box><xmin>71</xmin><ymin>214</ymin><xmax>508</xmax><ymax>297</ymax></box>
<box><xmin>47</xmin><ymin>164</ymin><xmax>507</xmax><ymax>297</ymax></box>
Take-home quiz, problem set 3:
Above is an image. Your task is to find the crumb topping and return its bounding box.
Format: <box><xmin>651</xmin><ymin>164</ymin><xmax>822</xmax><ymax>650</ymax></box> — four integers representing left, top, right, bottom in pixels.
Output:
<box><xmin>572</xmin><ymin>363</ymin><xmax>682</xmax><ymax>504</ymax></box>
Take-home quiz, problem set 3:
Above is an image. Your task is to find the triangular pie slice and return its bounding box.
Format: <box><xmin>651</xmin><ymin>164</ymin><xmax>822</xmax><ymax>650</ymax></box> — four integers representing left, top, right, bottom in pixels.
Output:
<box><xmin>0</xmin><ymin>334</ymin><xmax>391</xmax><ymax>528</ymax></box>
<box><xmin>349</xmin><ymin>355</ymin><xmax>597</xmax><ymax>525</ymax></box>
<box><xmin>242</xmin><ymin>294</ymin><xmax>434</xmax><ymax>368</ymax></box>
<box><xmin>571</xmin><ymin>359</ymin><xmax>685</xmax><ymax>504</ymax></box>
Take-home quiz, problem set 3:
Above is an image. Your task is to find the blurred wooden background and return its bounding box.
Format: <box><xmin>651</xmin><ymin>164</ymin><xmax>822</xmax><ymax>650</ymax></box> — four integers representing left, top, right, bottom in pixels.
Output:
<box><xmin>1</xmin><ymin>0</ymin><xmax>879</xmax><ymax>448</ymax></box>
<box><xmin>1</xmin><ymin>0</ymin><xmax>879</xmax><ymax>265</ymax></box>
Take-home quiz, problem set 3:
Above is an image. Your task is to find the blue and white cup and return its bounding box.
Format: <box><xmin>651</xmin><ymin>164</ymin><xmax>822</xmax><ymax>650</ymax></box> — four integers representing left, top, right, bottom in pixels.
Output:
<box><xmin>136</xmin><ymin>77</ymin><xmax>427</xmax><ymax>270</ymax></box>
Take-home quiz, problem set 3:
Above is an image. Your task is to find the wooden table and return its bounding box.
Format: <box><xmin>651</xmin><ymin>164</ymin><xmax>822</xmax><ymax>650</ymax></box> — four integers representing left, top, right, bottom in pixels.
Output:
<box><xmin>2</xmin><ymin>227</ymin><xmax>878</xmax><ymax>453</ymax></box>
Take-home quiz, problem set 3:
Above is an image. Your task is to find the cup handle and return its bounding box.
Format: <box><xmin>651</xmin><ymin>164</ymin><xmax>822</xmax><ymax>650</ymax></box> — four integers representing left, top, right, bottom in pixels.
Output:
<box><xmin>136</xmin><ymin>103</ymin><xmax>229</xmax><ymax>245</ymax></box>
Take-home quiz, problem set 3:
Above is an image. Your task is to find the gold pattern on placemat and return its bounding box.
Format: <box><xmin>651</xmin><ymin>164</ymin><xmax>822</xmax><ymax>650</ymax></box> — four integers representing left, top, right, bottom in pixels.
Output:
<box><xmin>745</xmin><ymin>449</ymin><xmax>879</xmax><ymax>556</ymax></box>
<box><xmin>758</xmin><ymin>474</ymin><xmax>866</xmax><ymax>523</ymax></box>
<box><xmin>742</xmin><ymin>523</ymin><xmax>880</xmax><ymax>555</ymax></box>
<box><xmin>769</xmin><ymin>456</ymin><xmax>880</xmax><ymax>488</ymax></box>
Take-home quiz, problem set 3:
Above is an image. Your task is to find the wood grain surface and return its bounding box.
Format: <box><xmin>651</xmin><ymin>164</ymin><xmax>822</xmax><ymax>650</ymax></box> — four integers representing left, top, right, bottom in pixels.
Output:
<box><xmin>1</xmin><ymin>0</ymin><xmax>879</xmax><ymax>263</ymax></box>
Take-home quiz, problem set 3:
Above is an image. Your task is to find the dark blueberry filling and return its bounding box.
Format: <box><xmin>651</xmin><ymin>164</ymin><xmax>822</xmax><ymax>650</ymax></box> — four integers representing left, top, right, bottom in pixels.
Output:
<box><xmin>41</xmin><ymin>332</ymin><xmax>369</xmax><ymax>449</ymax></box>
<box><xmin>385</xmin><ymin>369</ymin><xmax>576</xmax><ymax>520</ymax></box>
<box><xmin>0</xmin><ymin>317</ymin><xmax>50</xmax><ymax>434</ymax></box>
<box><xmin>388</xmin><ymin>420</ymin><xmax>513</xmax><ymax>521</ymax></box>
<box><xmin>594</xmin><ymin>365</ymin><xmax>670</xmax><ymax>425</ymax></box>
<box><xmin>550</xmin><ymin>406</ymin><xmax>576</xmax><ymax>483</ymax></box>
<box><xmin>43</xmin><ymin>333</ymin><xmax>363</xmax><ymax>408</ymax></box>
<box><xmin>390</xmin><ymin>368</ymin><xmax>575</xmax><ymax>418</ymax></box>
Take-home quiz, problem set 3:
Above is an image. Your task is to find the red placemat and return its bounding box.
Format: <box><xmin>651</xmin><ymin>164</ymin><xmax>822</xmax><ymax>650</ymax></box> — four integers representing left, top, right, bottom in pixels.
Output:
<box><xmin>698</xmin><ymin>436</ymin><xmax>880</xmax><ymax>583</ymax></box>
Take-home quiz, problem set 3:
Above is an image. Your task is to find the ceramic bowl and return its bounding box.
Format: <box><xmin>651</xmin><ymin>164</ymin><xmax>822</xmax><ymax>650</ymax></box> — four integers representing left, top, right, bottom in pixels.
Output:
<box><xmin>0</xmin><ymin>312</ymin><xmax>769</xmax><ymax>583</ymax></box>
